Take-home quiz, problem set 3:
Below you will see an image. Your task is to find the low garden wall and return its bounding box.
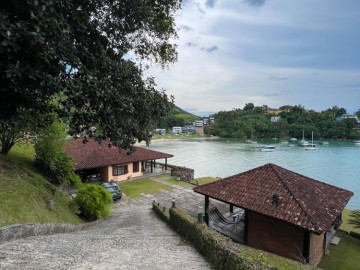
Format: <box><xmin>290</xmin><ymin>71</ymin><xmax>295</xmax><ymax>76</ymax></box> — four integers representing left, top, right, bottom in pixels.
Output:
<box><xmin>171</xmin><ymin>166</ymin><xmax>195</xmax><ymax>184</ymax></box>
<box><xmin>152</xmin><ymin>202</ymin><xmax>276</xmax><ymax>270</ymax></box>
<box><xmin>0</xmin><ymin>221</ymin><xmax>100</xmax><ymax>244</ymax></box>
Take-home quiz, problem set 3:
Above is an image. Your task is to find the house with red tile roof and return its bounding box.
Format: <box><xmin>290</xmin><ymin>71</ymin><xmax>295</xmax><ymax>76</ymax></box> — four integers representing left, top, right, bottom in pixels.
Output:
<box><xmin>65</xmin><ymin>138</ymin><xmax>173</xmax><ymax>182</ymax></box>
<box><xmin>193</xmin><ymin>163</ymin><xmax>353</xmax><ymax>266</ymax></box>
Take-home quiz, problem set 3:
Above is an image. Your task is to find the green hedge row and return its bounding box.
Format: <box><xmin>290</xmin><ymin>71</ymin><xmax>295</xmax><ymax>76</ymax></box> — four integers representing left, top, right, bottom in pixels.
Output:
<box><xmin>152</xmin><ymin>202</ymin><xmax>276</xmax><ymax>270</ymax></box>
<box><xmin>152</xmin><ymin>202</ymin><xmax>170</xmax><ymax>223</ymax></box>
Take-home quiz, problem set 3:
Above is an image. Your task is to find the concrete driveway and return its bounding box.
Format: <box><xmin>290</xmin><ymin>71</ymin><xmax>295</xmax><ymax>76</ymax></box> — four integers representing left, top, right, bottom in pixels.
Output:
<box><xmin>0</xmin><ymin>205</ymin><xmax>211</xmax><ymax>270</ymax></box>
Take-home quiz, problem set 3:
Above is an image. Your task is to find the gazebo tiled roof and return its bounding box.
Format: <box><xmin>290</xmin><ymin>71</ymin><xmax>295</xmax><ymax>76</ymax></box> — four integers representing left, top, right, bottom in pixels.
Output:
<box><xmin>65</xmin><ymin>138</ymin><xmax>173</xmax><ymax>170</ymax></box>
<box><xmin>194</xmin><ymin>163</ymin><xmax>353</xmax><ymax>234</ymax></box>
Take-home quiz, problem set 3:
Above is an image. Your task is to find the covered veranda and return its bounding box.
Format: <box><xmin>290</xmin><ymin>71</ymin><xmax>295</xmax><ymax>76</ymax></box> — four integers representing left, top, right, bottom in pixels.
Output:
<box><xmin>201</xmin><ymin>196</ymin><xmax>247</xmax><ymax>243</ymax></box>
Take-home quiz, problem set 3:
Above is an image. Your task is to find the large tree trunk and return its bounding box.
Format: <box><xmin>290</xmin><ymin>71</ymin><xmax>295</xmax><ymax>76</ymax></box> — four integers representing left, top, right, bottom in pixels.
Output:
<box><xmin>0</xmin><ymin>138</ymin><xmax>15</xmax><ymax>155</ymax></box>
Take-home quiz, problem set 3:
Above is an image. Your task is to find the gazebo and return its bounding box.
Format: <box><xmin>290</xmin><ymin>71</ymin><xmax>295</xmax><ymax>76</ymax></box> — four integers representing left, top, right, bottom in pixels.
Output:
<box><xmin>193</xmin><ymin>163</ymin><xmax>353</xmax><ymax>265</ymax></box>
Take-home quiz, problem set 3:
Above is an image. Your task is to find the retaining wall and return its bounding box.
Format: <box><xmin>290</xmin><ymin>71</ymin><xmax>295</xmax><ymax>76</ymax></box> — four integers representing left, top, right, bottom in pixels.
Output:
<box><xmin>171</xmin><ymin>166</ymin><xmax>195</xmax><ymax>184</ymax></box>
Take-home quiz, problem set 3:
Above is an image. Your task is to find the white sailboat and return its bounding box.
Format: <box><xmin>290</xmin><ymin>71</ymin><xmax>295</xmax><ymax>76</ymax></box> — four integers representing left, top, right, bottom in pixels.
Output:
<box><xmin>304</xmin><ymin>132</ymin><xmax>316</xmax><ymax>150</ymax></box>
<box><xmin>298</xmin><ymin>130</ymin><xmax>309</xmax><ymax>147</ymax></box>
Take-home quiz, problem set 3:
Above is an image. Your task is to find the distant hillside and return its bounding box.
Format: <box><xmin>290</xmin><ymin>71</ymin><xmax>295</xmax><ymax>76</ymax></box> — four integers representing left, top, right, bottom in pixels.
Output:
<box><xmin>157</xmin><ymin>106</ymin><xmax>201</xmax><ymax>129</ymax></box>
<box><xmin>171</xmin><ymin>106</ymin><xmax>200</xmax><ymax>119</ymax></box>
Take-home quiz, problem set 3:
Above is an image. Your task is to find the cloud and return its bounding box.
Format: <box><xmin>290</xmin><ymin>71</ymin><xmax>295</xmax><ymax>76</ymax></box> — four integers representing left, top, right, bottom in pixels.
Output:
<box><xmin>205</xmin><ymin>0</ymin><xmax>216</xmax><ymax>9</ymax></box>
<box><xmin>186</xmin><ymin>42</ymin><xmax>197</xmax><ymax>47</ymax></box>
<box><xmin>195</xmin><ymin>2</ymin><xmax>206</xmax><ymax>14</ymax></box>
<box><xmin>269</xmin><ymin>76</ymin><xmax>289</xmax><ymax>81</ymax></box>
<box><xmin>179</xmin><ymin>25</ymin><xmax>193</xmax><ymax>31</ymax></box>
<box><xmin>243</xmin><ymin>0</ymin><xmax>269</xmax><ymax>7</ymax></box>
<box><xmin>201</xmin><ymin>45</ymin><xmax>219</xmax><ymax>52</ymax></box>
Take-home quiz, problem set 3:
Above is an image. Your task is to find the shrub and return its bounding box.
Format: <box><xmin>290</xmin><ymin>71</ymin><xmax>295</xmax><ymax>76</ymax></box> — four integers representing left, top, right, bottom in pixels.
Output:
<box><xmin>75</xmin><ymin>184</ymin><xmax>112</xmax><ymax>221</ymax></box>
<box><xmin>35</xmin><ymin>119</ymin><xmax>78</xmax><ymax>185</ymax></box>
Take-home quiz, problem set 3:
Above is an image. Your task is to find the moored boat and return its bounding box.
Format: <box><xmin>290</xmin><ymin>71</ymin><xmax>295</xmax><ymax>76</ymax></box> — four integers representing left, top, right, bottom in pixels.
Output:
<box><xmin>304</xmin><ymin>132</ymin><xmax>316</xmax><ymax>150</ymax></box>
<box><xmin>260</xmin><ymin>145</ymin><xmax>276</xmax><ymax>152</ymax></box>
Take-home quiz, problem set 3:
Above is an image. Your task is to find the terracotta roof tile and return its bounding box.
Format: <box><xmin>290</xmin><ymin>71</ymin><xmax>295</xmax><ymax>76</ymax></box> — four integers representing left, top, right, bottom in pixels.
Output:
<box><xmin>65</xmin><ymin>138</ymin><xmax>173</xmax><ymax>170</ymax></box>
<box><xmin>193</xmin><ymin>163</ymin><xmax>353</xmax><ymax>233</ymax></box>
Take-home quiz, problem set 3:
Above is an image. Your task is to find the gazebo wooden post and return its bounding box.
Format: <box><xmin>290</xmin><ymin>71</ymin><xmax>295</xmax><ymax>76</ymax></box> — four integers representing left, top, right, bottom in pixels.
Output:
<box><xmin>244</xmin><ymin>210</ymin><xmax>248</xmax><ymax>245</ymax></box>
<box><xmin>230</xmin><ymin>204</ymin><xmax>234</xmax><ymax>213</ymax></box>
<box><xmin>150</xmin><ymin>160</ymin><xmax>153</xmax><ymax>173</ymax></box>
<box><xmin>165</xmin><ymin>158</ymin><xmax>168</xmax><ymax>170</ymax></box>
<box><xmin>205</xmin><ymin>196</ymin><xmax>210</xmax><ymax>225</ymax></box>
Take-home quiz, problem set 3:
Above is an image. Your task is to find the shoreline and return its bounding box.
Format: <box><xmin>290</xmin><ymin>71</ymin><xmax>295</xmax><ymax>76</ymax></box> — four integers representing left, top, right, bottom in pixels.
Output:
<box><xmin>135</xmin><ymin>136</ymin><xmax>221</xmax><ymax>146</ymax></box>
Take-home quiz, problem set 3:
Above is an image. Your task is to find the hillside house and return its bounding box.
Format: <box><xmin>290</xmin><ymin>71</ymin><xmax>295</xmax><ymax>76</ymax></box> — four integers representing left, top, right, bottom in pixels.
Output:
<box><xmin>194</xmin><ymin>163</ymin><xmax>353</xmax><ymax>266</ymax></box>
<box><xmin>65</xmin><ymin>139</ymin><xmax>173</xmax><ymax>182</ymax></box>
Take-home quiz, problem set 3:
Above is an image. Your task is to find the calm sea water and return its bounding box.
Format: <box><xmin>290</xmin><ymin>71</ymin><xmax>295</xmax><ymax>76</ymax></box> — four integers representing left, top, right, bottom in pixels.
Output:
<box><xmin>148</xmin><ymin>139</ymin><xmax>360</xmax><ymax>209</ymax></box>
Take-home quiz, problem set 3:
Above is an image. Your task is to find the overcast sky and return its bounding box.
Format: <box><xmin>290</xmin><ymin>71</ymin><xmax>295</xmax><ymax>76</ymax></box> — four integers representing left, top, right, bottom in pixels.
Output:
<box><xmin>147</xmin><ymin>0</ymin><xmax>360</xmax><ymax>116</ymax></box>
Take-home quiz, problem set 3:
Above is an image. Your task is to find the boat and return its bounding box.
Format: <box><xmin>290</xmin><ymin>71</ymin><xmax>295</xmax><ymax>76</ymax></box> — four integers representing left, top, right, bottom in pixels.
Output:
<box><xmin>298</xmin><ymin>130</ymin><xmax>315</xmax><ymax>147</ymax></box>
<box><xmin>260</xmin><ymin>145</ymin><xmax>276</xmax><ymax>152</ymax></box>
<box><xmin>304</xmin><ymin>132</ymin><xmax>316</xmax><ymax>150</ymax></box>
<box><xmin>290</xmin><ymin>137</ymin><xmax>297</xmax><ymax>141</ymax></box>
<box><xmin>354</xmin><ymin>140</ymin><xmax>360</xmax><ymax>146</ymax></box>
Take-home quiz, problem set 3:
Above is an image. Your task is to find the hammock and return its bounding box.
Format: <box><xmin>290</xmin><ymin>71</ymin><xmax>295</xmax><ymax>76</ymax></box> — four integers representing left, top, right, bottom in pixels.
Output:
<box><xmin>208</xmin><ymin>207</ymin><xmax>245</xmax><ymax>228</ymax></box>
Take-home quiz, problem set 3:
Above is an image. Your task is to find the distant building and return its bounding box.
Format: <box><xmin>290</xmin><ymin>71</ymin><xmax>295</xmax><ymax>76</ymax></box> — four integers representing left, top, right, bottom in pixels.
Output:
<box><xmin>336</xmin><ymin>114</ymin><xmax>359</xmax><ymax>123</ymax></box>
<box><xmin>270</xmin><ymin>116</ymin><xmax>281</xmax><ymax>122</ymax></box>
<box><xmin>172</xmin><ymin>127</ymin><xmax>182</xmax><ymax>134</ymax></box>
<box><xmin>266</xmin><ymin>108</ymin><xmax>283</xmax><ymax>115</ymax></box>
<box><xmin>183</xmin><ymin>125</ymin><xmax>196</xmax><ymax>134</ymax></box>
<box><xmin>155</xmin><ymin>128</ymin><xmax>166</xmax><ymax>135</ymax></box>
<box><xmin>193</xmin><ymin>120</ymin><xmax>204</xmax><ymax>127</ymax></box>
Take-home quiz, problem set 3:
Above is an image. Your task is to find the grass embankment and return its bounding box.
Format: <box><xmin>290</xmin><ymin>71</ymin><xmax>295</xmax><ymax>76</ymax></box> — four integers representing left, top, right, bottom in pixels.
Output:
<box><xmin>0</xmin><ymin>143</ymin><xmax>82</xmax><ymax>227</ymax></box>
<box><xmin>318</xmin><ymin>235</ymin><xmax>360</xmax><ymax>270</ymax></box>
<box><xmin>318</xmin><ymin>210</ymin><xmax>360</xmax><ymax>270</ymax></box>
<box><xmin>340</xmin><ymin>209</ymin><xmax>360</xmax><ymax>234</ymax></box>
<box><xmin>120</xmin><ymin>178</ymin><xmax>173</xmax><ymax>198</ymax></box>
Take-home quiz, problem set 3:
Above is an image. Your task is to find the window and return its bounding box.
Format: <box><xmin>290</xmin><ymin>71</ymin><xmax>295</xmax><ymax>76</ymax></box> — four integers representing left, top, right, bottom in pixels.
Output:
<box><xmin>112</xmin><ymin>165</ymin><xmax>128</xmax><ymax>176</ymax></box>
<box><xmin>133</xmin><ymin>162</ymin><xmax>139</xmax><ymax>173</ymax></box>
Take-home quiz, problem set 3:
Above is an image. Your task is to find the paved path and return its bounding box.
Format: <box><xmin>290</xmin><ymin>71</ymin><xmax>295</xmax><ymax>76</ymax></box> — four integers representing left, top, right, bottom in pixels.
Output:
<box><xmin>0</xmin><ymin>205</ymin><xmax>212</xmax><ymax>270</ymax></box>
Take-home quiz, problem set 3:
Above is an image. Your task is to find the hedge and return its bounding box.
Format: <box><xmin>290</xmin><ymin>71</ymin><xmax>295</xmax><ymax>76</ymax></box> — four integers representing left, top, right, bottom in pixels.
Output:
<box><xmin>152</xmin><ymin>202</ymin><xmax>276</xmax><ymax>270</ymax></box>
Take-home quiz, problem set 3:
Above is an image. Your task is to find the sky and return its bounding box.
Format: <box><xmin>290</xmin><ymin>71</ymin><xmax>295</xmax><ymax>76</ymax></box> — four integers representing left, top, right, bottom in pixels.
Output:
<box><xmin>146</xmin><ymin>0</ymin><xmax>360</xmax><ymax>116</ymax></box>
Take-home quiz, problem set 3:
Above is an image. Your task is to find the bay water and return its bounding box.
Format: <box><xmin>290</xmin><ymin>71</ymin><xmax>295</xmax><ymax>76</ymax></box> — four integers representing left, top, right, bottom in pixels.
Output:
<box><xmin>148</xmin><ymin>139</ymin><xmax>360</xmax><ymax>209</ymax></box>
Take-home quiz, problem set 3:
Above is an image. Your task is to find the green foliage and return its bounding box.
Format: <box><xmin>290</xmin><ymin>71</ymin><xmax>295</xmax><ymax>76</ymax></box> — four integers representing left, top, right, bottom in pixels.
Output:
<box><xmin>0</xmin><ymin>154</ymin><xmax>82</xmax><ymax>226</ymax></box>
<box><xmin>207</xmin><ymin>105</ymin><xmax>358</xmax><ymax>140</ymax></box>
<box><xmin>34</xmin><ymin>119</ymin><xmax>80</xmax><ymax>185</ymax></box>
<box><xmin>0</xmin><ymin>0</ymin><xmax>180</xmax><ymax>154</ymax></box>
<box><xmin>75</xmin><ymin>184</ymin><xmax>112</xmax><ymax>221</ymax></box>
<box><xmin>157</xmin><ymin>106</ymin><xmax>200</xmax><ymax>129</ymax></box>
<box><xmin>167</xmin><ymin>207</ymin><xmax>275</xmax><ymax>270</ymax></box>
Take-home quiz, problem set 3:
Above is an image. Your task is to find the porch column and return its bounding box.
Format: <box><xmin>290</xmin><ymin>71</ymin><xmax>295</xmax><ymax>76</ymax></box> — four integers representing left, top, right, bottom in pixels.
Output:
<box><xmin>205</xmin><ymin>196</ymin><xmax>210</xmax><ymax>225</ymax></box>
<box><xmin>303</xmin><ymin>231</ymin><xmax>310</xmax><ymax>264</ymax></box>
<box><xmin>230</xmin><ymin>204</ymin><xmax>234</xmax><ymax>213</ymax></box>
<box><xmin>244</xmin><ymin>210</ymin><xmax>249</xmax><ymax>245</ymax></box>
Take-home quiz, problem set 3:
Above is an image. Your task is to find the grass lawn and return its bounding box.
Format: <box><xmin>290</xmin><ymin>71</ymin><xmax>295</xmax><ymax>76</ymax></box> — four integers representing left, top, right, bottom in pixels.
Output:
<box><xmin>165</xmin><ymin>178</ymin><xmax>194</xmax><ymax>187</ymax></box>
<box><xmin>340</xmin><ymin>209</ymin><xmax>360</xmax><ymax>234</ymax></box>
<box><xmin>318</xmin><ymin>235</ymin><xmax>360</xmax><ymax>270</ymax></box>
<box><xmin>154</xmin><ymin>173</ymin><xmax>171</xmax><ymax>179</ymax></box>
<box><xmin>0</xmin><ymin>144</ymin><xmax>83</xmax><ymax>226</ymax></box>
<box><xmin>265</xmin><ymin>252</ymin><xmax>308</xmax><ymax>270</ymax></box>
<box><xmin>120</xmin><ymin>178</ymin><xmax>173</xmax><ymax>198</ymax></box>
<box><xmin>196</xmin><ymin>177</ymin><xmax>218</xmax><ymax>185</ymax></box>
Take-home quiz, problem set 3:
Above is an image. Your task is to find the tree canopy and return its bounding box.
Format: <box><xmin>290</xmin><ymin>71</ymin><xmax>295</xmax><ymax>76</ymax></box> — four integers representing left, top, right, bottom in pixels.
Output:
<box><xmin>205</xmin><ymin>105</ymin><xmax>359</xmax><ymax>140</ymax></box>
<box><xmin>0</xmin><ymin>0</ymin><xmax>180</xmax><ymax>154</ymax></box>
